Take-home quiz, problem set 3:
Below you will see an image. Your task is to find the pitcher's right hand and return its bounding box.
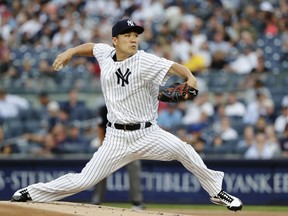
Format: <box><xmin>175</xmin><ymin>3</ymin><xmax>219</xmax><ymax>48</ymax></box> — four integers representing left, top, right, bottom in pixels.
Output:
<box><xmin>52</xmin><ymin>49</ymin><xmax>73</xmax><ymax>71</ymax></box>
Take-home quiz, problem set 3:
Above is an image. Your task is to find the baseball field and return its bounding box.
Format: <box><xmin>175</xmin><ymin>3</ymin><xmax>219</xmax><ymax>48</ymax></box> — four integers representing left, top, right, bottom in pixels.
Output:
<box><xmin>0</xmin><ymin>201</ymin><xmax>287</xmax><ymax>216</ymax></box>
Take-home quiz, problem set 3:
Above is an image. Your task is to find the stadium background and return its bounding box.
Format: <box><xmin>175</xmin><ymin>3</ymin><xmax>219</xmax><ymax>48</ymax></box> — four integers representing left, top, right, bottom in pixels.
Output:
<box><xmin>0</xmin><ymin>0</ymin><xmax>288</xmax><ymax>207</ymax></box>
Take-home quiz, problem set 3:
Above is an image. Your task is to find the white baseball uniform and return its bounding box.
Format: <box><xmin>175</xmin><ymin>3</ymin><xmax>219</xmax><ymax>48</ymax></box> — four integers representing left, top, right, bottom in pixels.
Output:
<box><xmin>26</xmin><ymin>43</ymin><xmax>224</xmax><ymax>202</ymax></box>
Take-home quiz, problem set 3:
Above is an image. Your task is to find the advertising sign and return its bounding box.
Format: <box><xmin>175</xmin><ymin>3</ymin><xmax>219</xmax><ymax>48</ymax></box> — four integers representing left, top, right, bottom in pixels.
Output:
<box><xmin>0</xmin><ymin>158</ymin><xmax>287</xmax><ymax>204</ymax></box>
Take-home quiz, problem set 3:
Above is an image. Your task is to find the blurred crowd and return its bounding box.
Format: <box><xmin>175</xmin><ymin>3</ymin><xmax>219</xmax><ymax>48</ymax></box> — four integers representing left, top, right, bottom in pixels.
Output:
<box><xmin>0</xmin><ymin>0</ymin><xmax>288</xmax><ymax>159</ymax></box>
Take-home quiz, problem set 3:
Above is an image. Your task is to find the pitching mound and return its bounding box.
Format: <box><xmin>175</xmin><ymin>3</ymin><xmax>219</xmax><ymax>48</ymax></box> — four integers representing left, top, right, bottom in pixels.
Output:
<box><xmin>0</xmin><ymin>201</ymin><xmax>190</xmax><ymax>216</ymax></box>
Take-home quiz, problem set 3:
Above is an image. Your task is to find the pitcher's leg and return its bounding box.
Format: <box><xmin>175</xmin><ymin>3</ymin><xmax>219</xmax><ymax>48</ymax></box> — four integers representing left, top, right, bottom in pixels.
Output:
<box><xmin>138</xmin><ymin>127</ymin><xmax>223</xmax><ymax>197</ymax></box>
<box><xmin>23</xmin><ymin>143</ymin><xmax>130</xmax><ymax>202</ymax></box>
<box><xmin>137</xmin><ymin>127</ymin><xmax>242</xmax><ymax>211</ymax></box>
<box><xmin>175</xmin><ymin>143</ymin><xmax>224</xmax><ymax>197</ymax></box>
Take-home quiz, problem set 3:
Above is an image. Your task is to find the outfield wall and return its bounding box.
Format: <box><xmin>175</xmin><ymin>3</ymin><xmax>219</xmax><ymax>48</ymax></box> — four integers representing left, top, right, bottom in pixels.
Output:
<box><xmin>0</xmin><ymin>156</ymin><xmax>287</xmax><ymax>205</ymax></box>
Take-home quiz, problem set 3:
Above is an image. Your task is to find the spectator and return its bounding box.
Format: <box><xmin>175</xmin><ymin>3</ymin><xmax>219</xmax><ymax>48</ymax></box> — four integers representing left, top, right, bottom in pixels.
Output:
<box><xmin>210</xmin><ymin>50</ymin><xmax>228</xmax><ymax>70</ymax></box>
<box><xmin>46</xmin><ymin>100</ymin><xmax>61</xmax><ymax>132</ymax></box>
<box><xmin>0</xmin><ymin>36</ymin><xmax>11</xmax><ymax>76</ymax></box>
<box><xmin>282</xmin><ymin>94</ymin><xmax>288</xmax><ymax>107</ymax></box>
<box><xmin>224</xmin><ymin>92</ymin><xmax>246</xmax><ymax>117</ymax></box>
<box><xmin>198</xmin><ymin>41</ymin><xmax>212</xmax><ymax>70</ymax></box>
<box><xmin>274</xmin><ymin>105</ymin><xmax>288</xmax><ymax>134</ymax></box>
<box><xmin>0</xmin><ymin>126</ymin><xmax>18</xmax><ymax>154</ymax></box>
<box><xmin>237</xmin><ymin>30</ymin><xmax>257</xmax><ymax>51</ymax></box>
<box><xmin>182</xmin><ymin>92</ymin><xmax>214</xmax><ymax>127</ymax></box>
<box><xmin>265</xmin><ymin>124</ymin><xmax>281</xmax><ymax>152</ymax></box>
<box><xmin>254</xmin><ymin>115</ymin><xmax>268</xmax><ymax>133</ymax></box>
<box><xmin>243</xmin><ymin>4</ymin><xmax>263</xmax><ymax>35</ymax></box>
<box><xmin>38</xmin><ymin>59</ymin><xmax>57</xmax><ymax>83</ymax></box>
<box><xmin>171</xmin><ymin>32</ymin><xmax>191</xmax><ymax>63</ymax></box>
<box><xmin>20</xmin><ymin>108</ymin><xmax>53</xmax><ymax>153</ymax></box>
<box><xmin>251</xmin><ymin>52</ymin><xmax>268</xmax><ymax>73</ymax></box>
<box><xmin>50</xmin><ymin>123</ymin><xmax>68</xmax><ymax>153</ymax></box>
<box><xmin>64</xmin><ymin>123</ymin><xmax>89</xmax><ymax>153</ymax></box>
<box><xmin>157</xmin><ymin>103</ymin><xmax>183</xmax><ymax>132</ymax></box>
<box><xmin>242</xmin><ymin>78</ymin><xmax>272</xmax><ymax>104</ymax></box>
<box><xmin>211</xmin><ymin>103</ymin><xmax>227</xmax><ymax>129</ymax></box>
<box><xmin>31</xmin><ymin>133</ymin><xmax>57</xmax><ymax>155</ymax></box>
<box><xmin>206</xmin><ymin>134</ymin><xmax>232</xmax><ymax>155</ymax></box>
<box><xmin>236</xmin><ymin>125</ymin><xmax>255</xmax><ymax>155</ymax></box>
<box><xmin>280</xmin><ymin>29</ymin><xmax>288</xmax><ymax>64</ymax></box>
<box><xmin>27</xmin><ymin>99</ymin><xmax>69</xmax><ymax>136</ymax></box>
<box><xmin>0</xmin><ymin>87</ymin><xmax>30</xmax><ymax>119</ymax></box>
<box><xmin>243</xmin><ymin>89</ymin><xmax>274</xmax><ymax>125</ymax></box>
<box><xmin>209</xmin><ymin>26</ymin><xmax>231</xmax><ymax>70</ymax></box>
<box><xmin>212</xmin><ymin>92</ymin><xmax>226</xmax><ymax>113</ymax></box>
<box><xmin>228</xmin><ymin>45</ymin><xmax>259</xmax><ymax>74</ymax></box>
<box><xmin>244</xmin><ymin>131</ymin><xmax>279</xmax><ymax>159</ymax></box>
<box><xmin>164</xmin><ymin>5</ymin><xmax>183</xmax><ymax>33</ymax></box>
<box><xmin>209</xmin><ymin>30</ymin><xmax>231</xmax><ymax>55</ymax></box>
<box><xmin>18</xmin><ymin>13</ymin><xmax>42</xmax><ymax>44</ymax></box>
<box><xmin>58</xmin><ymin>107</ymin><xmax>71</xmax><ymax>126</ymax></box>
<box><xmin>43</xmin><ymin>133</ymin><xmax>57</xmax><ymax>153</ymax></box>
<box><xmin>18</xmin><ymin>105</ymin><xmax>69</xmax><ymax>154</ymax></box>
<box><xmin>260</xmin><ymin>1</ymin><xmax>279</xmax><ymax>36</ymax></box>
<box><xmin>184</xmin><ymin>49</ymin><xmax>207</xmax><ymax>73</ymax></box>
<box><xmin>190</xmin><ymin>17</ymin><xmax>208</xmax><ymax>54</ymax></box>
<box><xmin>38</xmin><ymin>91</ymin><xmax>51</xmax><ymax>121</ymax></box>
<box><xmin>186</xmin><ymin>125</ymin><xmax>207</xmax><ymax>155</ymax></box>
<box><xmin>213</xmin><ymin>116</ymin><xmax>238</xmax><ymax>142</ymax></box>
<box><xmin>279</xmin><ymin>124</ymin><xmax>288</xmax><ymax>157</ymax></box>
<box><xmin>52</xmin><ymin>20</ymin><xmax>74</xmax><ymax>48</ymax></box>
<box><xmin>60</xmin><ymin>88</ymin><xmax>89</xmax><ymax>121</ymax></box>
<box><xmin>17</xmin><ymin>58</ymin><xmax>38</xmax><ymax>89</ymax></box>
<box><xmin>236</xmin><ymin>16</ymin><xmax>258</xmax><ymax>44</ymax></box>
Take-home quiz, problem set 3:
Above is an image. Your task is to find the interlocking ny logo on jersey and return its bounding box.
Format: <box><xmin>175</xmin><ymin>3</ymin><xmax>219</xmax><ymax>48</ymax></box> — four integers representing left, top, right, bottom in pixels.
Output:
<box><xmin>127</xmin><ymin>20</ymin><xmax>134</xmax><ymax>26</ymax></box>
<box><xmin>115</xmin><ymin>68</ymin><xmax>132</xmax><ymax>86</ymax></box>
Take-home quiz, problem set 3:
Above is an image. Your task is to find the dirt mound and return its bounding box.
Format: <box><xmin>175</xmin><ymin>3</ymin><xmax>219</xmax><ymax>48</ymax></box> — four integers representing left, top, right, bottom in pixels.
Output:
<box><xmin>0</xmin><ymin>201</ymin><xmax>190</xmax><ymax>216</ymax></box>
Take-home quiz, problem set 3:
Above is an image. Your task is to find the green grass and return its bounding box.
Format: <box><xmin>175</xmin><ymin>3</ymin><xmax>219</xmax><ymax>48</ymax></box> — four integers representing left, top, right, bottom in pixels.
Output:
<box><xmin>100</xmin><ymin>203</ymin><xmax>288</xmax><ymax>212</ymax></box>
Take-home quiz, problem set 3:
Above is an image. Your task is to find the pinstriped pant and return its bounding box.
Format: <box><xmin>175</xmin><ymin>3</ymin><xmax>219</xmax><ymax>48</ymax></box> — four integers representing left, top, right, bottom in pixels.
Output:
<box><xmin>28</xmin><ymin>125</ymin><xmax>224</xmax><ymax>202</ymax></box>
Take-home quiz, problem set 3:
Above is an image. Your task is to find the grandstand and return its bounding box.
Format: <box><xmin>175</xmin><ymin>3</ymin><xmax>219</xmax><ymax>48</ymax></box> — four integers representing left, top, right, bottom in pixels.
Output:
<box><xmin>1</xmin><ymin>0</ymin><xmax>288</xmax><ymax>207</ymax></box>
<box><xmin>0</xmin><ymin>0</ymin><xmax>287</xmax><ymax>159</ymax></box>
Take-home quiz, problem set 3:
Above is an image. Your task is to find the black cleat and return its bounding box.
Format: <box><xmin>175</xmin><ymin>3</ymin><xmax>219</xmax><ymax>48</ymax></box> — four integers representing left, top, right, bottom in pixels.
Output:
<box><xmin>210</xmin><ymin>190</ymin><xmax>243</xmax><ymax>211</ymax></box>
<box><xmin>11</xmin><ymin>188</ymin><xmax>32</xmax><ymax>202</ymax></box>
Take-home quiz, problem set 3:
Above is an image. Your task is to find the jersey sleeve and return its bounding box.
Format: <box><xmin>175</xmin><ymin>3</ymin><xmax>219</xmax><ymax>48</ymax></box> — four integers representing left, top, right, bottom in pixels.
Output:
<box><xmin>93</xmin><ymin>43</ymin><xmax>114</xmax><ymax>63</ymax></box>
<box><xmin>140</xmin><ymin>51</ymin><xmax>174</xmax><ymax>86</ymax></box>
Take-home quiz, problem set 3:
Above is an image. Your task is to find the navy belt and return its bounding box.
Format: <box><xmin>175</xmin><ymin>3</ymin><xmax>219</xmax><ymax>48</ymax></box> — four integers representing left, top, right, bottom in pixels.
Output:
<box><xmin>107</xmin><ymin>121</ymin><xmax>152</xmax><ymax>131</ymax></box>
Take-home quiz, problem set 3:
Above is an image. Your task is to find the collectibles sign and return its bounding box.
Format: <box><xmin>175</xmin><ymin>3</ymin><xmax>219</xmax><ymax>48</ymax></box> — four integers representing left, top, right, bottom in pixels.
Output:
<box><xmin>0</xmin><ymin>158</ymin><xmax>287</xmax><ymax>204</ymax></box>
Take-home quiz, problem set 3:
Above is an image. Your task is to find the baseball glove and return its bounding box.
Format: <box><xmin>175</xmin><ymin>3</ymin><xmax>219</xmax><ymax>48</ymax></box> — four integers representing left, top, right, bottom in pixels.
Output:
<box><xmin>158</xmin><ymin>82</ymin><xmax>198</xmax><ymax>103</ymax></box>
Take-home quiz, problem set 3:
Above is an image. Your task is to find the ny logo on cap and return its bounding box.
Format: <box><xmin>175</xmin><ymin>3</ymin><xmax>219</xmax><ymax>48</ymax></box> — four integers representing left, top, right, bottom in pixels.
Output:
<box><xmin>127</xmin><ymin>20</ymin><xmax>134</xmax><ymax>26</ymax></box>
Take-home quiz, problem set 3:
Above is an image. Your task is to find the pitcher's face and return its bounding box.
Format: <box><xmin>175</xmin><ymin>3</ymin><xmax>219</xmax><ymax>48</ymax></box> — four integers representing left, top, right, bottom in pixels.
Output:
<box><xmin>113</xmin><ymin>32</ymin><xmax>139</xmax><ymax>60</ymax></box>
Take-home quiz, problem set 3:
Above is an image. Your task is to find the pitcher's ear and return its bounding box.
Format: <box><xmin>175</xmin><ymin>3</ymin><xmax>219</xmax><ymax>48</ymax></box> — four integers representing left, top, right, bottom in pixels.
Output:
<box><xmin>112</xmin><ymin>37</ymin><xmax>118</xmax><ymax>47</ymax></box>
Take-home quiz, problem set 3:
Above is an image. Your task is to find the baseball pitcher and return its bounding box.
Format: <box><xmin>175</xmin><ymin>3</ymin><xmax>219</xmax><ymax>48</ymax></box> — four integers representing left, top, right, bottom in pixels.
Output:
<box><xmin>12</xmin><ymin>18</ymin><xmax>242</xmax><ymax>212</ymax></box>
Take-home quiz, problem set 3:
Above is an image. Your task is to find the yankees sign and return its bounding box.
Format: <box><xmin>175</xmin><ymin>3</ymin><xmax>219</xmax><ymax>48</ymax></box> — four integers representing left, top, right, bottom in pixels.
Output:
<box><xmin>1</xmin><ymin>158</ymin><xmax>288</xmax><ymax>205</ymax></box>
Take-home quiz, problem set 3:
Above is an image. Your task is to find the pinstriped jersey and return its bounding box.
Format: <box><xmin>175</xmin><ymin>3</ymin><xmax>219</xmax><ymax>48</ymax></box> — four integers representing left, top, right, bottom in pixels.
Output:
<box><xmin>93</xmin><ymin>43</ymin><xmax>174</xmax><ymax>124</ymax></box>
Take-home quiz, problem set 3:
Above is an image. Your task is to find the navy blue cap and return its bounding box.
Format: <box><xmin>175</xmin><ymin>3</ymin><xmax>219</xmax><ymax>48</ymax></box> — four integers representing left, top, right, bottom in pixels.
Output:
<box><xmin>112</xmin><ymin>19</ymin><xmax>144</xmax><ymax>37</ymax></box>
